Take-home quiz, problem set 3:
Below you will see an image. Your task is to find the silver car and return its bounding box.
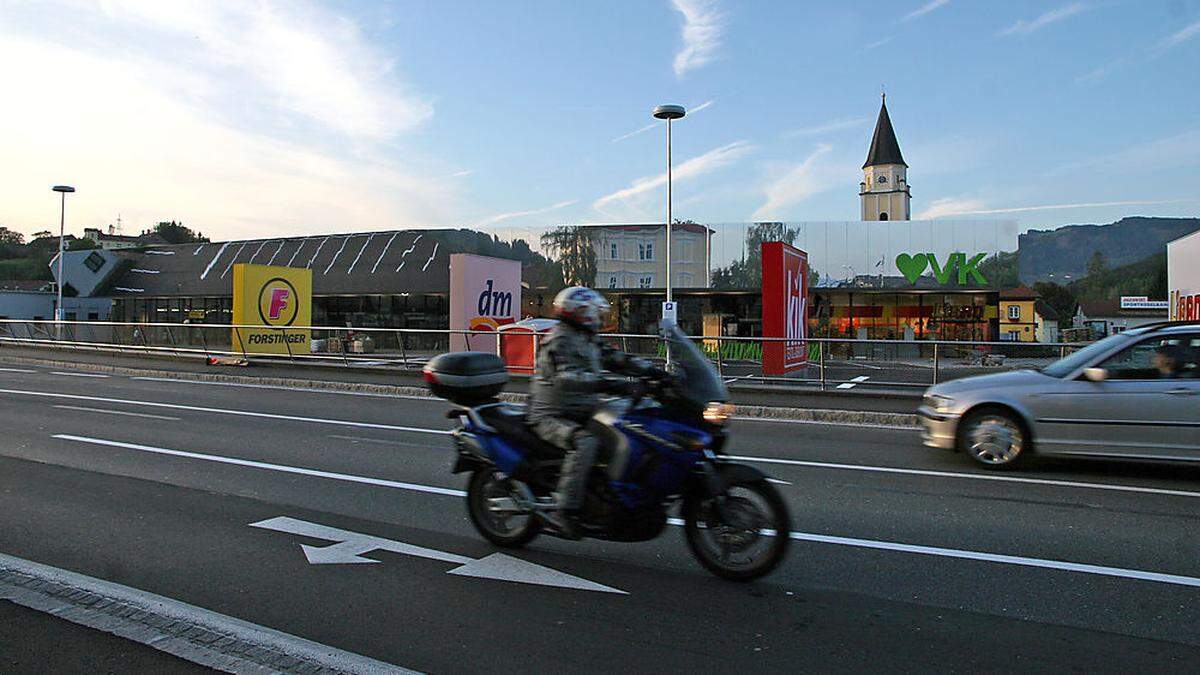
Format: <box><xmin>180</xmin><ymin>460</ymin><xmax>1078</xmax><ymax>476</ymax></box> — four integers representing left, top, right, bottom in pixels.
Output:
<box><xmin>920</xmin><ymin>322</ymin><xmax>1200</xmax><ymax>468</ymax></box>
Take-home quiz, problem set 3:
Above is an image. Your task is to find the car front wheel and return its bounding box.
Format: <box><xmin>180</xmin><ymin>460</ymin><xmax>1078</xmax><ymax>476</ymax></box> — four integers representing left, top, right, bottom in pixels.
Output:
<box><xmin>958</xmin><ymin>409</ymin><xmax>1027</xmax><ymax>468</ymax></box>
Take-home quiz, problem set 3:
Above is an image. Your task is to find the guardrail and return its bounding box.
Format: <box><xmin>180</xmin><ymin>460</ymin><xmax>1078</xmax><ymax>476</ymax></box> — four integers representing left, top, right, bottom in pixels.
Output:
<box><xmin>0</xmin><ymin>319</ymin><xmax>1084</xmax><ymax>391</ymax></box>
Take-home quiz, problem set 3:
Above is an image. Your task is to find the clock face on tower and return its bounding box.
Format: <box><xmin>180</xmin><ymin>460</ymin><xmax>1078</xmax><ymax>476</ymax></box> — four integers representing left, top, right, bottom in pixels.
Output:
<box><xmin>877</xmin><ymin>175</ymin><xmax>888</xmax><ymax>184</ymax></box>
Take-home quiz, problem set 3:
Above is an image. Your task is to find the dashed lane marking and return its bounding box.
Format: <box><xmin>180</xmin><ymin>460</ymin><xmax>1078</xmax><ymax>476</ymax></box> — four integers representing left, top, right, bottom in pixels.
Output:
<box><xmin>836</xmin><ymin>376</ymin><xmax>870</xmax><ymax>389</ymax></box>
<box><xmin>50</xmin><ymin>371</ymin><xmax>109</xmax><ymax>378</ymax></box>
<box><xmin>54</xmin><ymin>404</ymin><xmax>181</xmax><ymax>421</ymax></box>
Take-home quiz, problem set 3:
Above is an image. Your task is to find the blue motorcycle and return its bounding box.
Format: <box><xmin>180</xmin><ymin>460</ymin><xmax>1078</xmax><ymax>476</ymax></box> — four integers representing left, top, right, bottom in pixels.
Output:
<box><xmin>424</xmin><ymin>325</ymin><xmax>790</xmax><ymax>581</ymax></box>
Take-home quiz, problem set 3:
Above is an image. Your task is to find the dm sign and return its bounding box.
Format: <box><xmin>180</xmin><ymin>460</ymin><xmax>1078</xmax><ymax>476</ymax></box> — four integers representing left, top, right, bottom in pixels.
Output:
<box><xmin>449</xmin><ymin>253</ymin><xmax>521</xmax><ymax>352</ymax></box>
<box><xmin>231</xmin><ymin>264</ymin><xmax>312</xmax><ymax>355</ymax></box>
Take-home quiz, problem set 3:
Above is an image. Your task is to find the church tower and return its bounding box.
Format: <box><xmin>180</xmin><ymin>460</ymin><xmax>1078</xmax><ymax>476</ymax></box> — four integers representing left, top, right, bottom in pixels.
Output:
<box><xmin>859</xmin><ymin>93</ymin><xmax>910</xmax><ymax>221</ymax></box>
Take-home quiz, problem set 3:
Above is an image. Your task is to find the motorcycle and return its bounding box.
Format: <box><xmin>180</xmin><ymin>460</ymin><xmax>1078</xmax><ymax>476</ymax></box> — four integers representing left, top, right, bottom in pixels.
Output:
<box><xmin>423</xmin><ymin>324</ymin><xmax>791</xmax><ymax>581</ymax></box>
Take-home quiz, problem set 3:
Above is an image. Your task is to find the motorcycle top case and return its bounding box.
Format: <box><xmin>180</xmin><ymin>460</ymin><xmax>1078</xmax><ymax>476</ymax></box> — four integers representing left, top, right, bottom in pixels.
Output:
<box><xmin>423</xmin><ymin>351</ymin><xmax>508</xmax><ymax>405</ymax></box>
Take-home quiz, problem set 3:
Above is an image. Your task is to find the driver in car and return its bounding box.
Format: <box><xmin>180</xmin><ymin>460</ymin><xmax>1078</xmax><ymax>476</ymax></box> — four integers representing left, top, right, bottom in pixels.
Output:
<box><xmin>1153</xmin><ymin>344</ymin><xmax>1188</xmax><ymax>378</ymax></box>
<box><xmin>527</xmin><ymin>286</ymin><xmax>668</xmax><ymax>538</ymax></box>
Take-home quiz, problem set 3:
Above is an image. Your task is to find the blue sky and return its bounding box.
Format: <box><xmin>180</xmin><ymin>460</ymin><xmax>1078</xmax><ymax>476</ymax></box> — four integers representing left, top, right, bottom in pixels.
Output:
<box><xmin>1</xmin><ymin>0</ymin><xmax>1198</xmax><ymax>247</ymax></box>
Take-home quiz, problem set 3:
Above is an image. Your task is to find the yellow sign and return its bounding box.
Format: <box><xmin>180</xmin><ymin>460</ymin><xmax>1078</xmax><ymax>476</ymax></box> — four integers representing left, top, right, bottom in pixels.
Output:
<box><xmin>231</xmin><ymin>264</ymin><xmax>312</xmax><ymax>354</ymax></box>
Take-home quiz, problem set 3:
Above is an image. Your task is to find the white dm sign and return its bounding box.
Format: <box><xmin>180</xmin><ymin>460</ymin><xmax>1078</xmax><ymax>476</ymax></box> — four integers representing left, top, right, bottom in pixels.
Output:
<box><xmin>1120</xmin><ymin>296</ymin><xmax>1169</xmax><ymax>310</ymax></box>
<box><xmin>449</xmin><ymin>253</ymin><xmax>521</xmax><ymax>352</ymax></box>
<box><xmin>661</xmin><ymin>301</ymin><xmax>677</xmax><ymax>326</ymax></box>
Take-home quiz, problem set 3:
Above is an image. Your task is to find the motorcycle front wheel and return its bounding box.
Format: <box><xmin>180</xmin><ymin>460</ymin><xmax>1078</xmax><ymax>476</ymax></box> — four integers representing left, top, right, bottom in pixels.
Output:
<box><xmin>683</xmin><ymin>478</ymin><xmax>790</xmax><ymax>581</ymax></box>
<box><xmin>466</xmin><ymin>467</ymin><xmax>541</xmax><ymax>548</ymax></box>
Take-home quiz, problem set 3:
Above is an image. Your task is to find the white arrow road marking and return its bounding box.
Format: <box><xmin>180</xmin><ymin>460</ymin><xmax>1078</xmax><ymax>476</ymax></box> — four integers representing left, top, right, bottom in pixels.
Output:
<box><xmin>250</xmin><ymin>516</ymin><xmax>626</xmax><ymax>594</ymax></box>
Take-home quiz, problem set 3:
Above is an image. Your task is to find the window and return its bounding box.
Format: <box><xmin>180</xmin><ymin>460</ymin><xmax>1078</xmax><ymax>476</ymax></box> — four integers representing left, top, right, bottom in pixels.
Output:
<box><xmin>1098</xmin><ymin>335</ymin><xmax>1200</xmax><ymax>380</ymax></box>
<box><xmin>680</xmin><ymin>241</ymin><xmax>694</xmax><ymax>263</ymax></box>
<box><xmin>879</xmin><ymin>212</ymin><xmax>889</xmax><ymax>221</ymax></box>
<box><xmin>638</xmin><ymin>274</ymin><xmax>654</xmax><ymax>288</ymax></box>
<box><xmin>87</xmin><ymin>312</ymin><xmax>100</xmax><ymax>321</ymax></box>
<box><xmin>608</xmin><ymin>275</ymin><xmax>618</xmax><ymax>289</ymax></box>
<box><xmin>638</xmin><ymin>242</ymin><xmax>654</xmax><ymax>261</ymax></box>
<box><xmin>1008</xmin><ymin>304</ymin><xmax>1021</xmax><ymax>320</ymax></box>
<box><xmin>609</xmin><ymin>242</ymin><xmax>619</xmax><ymax>260</ymax></box>
<box><xmin>83</xmin><ymin>251</ymin><xmax>106</xmax><ymax>273</ymax></box>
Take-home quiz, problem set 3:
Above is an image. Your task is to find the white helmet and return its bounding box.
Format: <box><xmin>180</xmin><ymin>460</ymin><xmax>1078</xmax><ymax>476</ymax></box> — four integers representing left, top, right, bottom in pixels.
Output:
<box><xmin>552</xmin><ymin>286</ymin><xmax>610</xmax><ymax>333</ymax></box>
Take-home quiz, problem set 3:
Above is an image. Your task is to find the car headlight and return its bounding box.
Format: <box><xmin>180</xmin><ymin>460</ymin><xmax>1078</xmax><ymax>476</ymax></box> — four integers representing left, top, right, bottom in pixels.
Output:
<box><xmin>703</xmin><ymin>401</ymin><xmax>736</xmax><ymax>425</ymax></box>
<box><xmin>923</xmin><ymin>394</ymin><xmax>955</xmax><ymax>413</ymax></box>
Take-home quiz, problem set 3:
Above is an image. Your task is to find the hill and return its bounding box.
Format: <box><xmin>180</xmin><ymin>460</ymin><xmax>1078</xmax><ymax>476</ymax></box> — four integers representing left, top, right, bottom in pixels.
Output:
<box><xmin>1067</xmin><ymin>250</ymin><xmax>1166</xmax><ymax>301</ymax></box>
<box><xmin>1017</xmin><ymin>216</ymin><xmax>1199</xmax><ymax>284</ymax></box>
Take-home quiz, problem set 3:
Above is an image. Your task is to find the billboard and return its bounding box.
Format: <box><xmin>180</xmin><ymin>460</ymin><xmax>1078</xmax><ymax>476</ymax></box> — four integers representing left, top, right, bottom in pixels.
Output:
<box><xmin>761</xmin><ymin>242</ymin><xmax>808</xmax><ymax>375</ymax></box>
<box><xmin>231</xmin><ymin>264</ymin><xmax>312</xmax><ymax>355</ymax></box>
<box><xmin>449</xmin><ymin>253</ymin><xmax>521</xmax><ymax>352</ymax></box>
<box><xmin>1168</xmin><ymin>230</ymin><xmax>1200</xmax><ymax>321</ymax></box>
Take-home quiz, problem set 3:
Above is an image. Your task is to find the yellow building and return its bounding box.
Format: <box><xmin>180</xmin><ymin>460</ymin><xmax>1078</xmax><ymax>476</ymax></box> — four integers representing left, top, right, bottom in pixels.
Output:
<box><xmin>998</xmin><ymin>285</ymin><xmax>1042</xmax><ymax>342</ymax></box>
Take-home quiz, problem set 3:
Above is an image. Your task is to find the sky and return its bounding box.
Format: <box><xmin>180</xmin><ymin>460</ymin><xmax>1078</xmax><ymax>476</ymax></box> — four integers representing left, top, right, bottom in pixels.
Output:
<box><xmin>1</xmin><ymin>0</ymin><xmax>1198</xmax><ymax>248</ymax></box>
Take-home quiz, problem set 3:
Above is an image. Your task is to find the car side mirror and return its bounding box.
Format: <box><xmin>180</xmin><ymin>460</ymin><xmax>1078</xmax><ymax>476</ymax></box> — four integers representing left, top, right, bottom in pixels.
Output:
<box><xmin>1083</xmin><ymin>367</ymin><xmax>1108</xmax><ymax>382</ymax></box>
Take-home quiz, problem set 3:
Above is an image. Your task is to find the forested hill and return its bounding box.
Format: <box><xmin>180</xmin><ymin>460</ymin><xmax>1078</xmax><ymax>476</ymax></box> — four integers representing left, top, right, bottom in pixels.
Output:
<box><xmin>1018</xmin><ymin>216</ymin><xmax>1199</xmax><ymax>284</ymax></box>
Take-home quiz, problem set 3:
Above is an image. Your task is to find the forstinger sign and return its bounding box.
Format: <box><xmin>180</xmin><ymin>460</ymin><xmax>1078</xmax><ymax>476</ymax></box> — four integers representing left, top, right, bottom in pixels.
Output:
<box><xmin>761</xmin><ymin>242</ymin><xmax>809</xmax><ymax>375</ymax></box>
<box><xmin>232</xmin><ymin>264</ymin><xmax>312</xmax><ymax>355</ymax></box>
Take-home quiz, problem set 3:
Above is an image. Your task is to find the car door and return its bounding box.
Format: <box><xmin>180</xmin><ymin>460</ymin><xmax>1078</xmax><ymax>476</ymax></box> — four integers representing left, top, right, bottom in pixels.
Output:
<box><xmin>1030</xmin><ymin>333</ymin><xmax>1200</xmax><ymax>459</ymax></box>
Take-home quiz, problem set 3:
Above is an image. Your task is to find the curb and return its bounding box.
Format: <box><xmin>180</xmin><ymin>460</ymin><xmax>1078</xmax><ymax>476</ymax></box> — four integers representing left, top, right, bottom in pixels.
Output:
<box><xmin>0</xmin><ymin>354</ymin><xmax>920</xmax><ymax>428</ymax></box>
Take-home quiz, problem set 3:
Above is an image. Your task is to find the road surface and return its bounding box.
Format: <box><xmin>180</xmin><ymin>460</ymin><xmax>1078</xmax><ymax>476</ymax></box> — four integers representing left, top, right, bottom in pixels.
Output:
<box><xmin>0</xmin><ymin>364</ymin><xmax>1198</xmax><ymax>672</ymax></box>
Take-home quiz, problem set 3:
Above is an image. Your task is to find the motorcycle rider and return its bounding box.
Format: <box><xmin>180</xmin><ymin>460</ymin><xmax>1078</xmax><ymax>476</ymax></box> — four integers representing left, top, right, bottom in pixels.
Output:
<box><xmin>527</xmin><ymin>286</ymin><xmax>666</xmax><ymax>537</ymax></box>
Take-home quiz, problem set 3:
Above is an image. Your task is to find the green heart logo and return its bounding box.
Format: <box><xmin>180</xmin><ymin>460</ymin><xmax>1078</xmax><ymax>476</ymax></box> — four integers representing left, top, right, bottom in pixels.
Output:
<box><xmin>896</xmin><ymin>253</ymin><xmax>928</xmax><ymax>283</ymax></box>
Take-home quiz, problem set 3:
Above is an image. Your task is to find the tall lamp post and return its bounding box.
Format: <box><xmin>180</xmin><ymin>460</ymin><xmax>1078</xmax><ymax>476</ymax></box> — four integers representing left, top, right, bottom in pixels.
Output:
<box><xmin>52</xmin><ymin>185</ymin><xmax>75</xmax><ymax>328</ymax></box>
<box><xmin>652</xmin><ymin>104</ymin><xmax>685</xmax><ymax>307</ymax></box>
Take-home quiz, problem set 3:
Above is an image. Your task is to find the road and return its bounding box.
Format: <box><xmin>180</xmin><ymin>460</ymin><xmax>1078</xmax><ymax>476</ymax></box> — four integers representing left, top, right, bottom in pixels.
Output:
<box><xmin>1</xmin><ymin>364</ymin><xmax>1199</xmax><ymax>671</ymax></box>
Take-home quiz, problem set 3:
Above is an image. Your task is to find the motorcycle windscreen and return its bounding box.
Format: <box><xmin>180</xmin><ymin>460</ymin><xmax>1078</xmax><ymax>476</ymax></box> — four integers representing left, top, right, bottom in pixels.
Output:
<box><xmin>662</xmin><ymin>323</ymin><xmax>729</xmax><ymax>406</ymax></box>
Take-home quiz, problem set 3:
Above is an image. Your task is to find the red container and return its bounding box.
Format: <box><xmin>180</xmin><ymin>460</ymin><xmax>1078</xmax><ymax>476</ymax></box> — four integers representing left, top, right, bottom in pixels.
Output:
<box><xmin>498</xmin><ymin>319</ymin><xmax>558</xmax><ymax>373</ymax></box>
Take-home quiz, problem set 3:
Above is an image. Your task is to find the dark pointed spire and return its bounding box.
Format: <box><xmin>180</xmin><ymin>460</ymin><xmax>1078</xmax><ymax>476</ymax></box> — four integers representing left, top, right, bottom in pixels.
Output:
<box><xmin>863</xmin><ymin>92</ymin><xmax>907</xmax><ymax>169</ymax></box>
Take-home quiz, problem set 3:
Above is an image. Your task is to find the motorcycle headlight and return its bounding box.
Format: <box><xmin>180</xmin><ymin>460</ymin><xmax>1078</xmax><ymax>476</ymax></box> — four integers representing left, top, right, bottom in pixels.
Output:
<box><xmin>923</xmin><ymin>394</ymin><xmax>955</xmax><ymax>413</ymax></box>
<box><xmin>703</xmin><ymin>401</ymin><xmax>736</xmax><ymax>425</ymax></box>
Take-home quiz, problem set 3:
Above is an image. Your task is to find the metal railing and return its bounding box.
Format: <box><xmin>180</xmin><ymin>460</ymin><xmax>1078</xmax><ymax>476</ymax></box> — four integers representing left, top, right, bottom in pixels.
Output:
<box><xmin>0</xmin><ymin>319</ymin><xmax>1085</xmax><ymax>391</ymax></box>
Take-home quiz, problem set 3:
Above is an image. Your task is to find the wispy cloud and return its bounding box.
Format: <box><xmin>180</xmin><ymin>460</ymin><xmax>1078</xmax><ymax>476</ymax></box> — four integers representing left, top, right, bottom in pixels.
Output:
<box><xmin>783</xmin><ymin>117</ymin><xmax>870</xmax><ymax>139</ymax></box>
<box><xmin>865</xmin><ymin>37</ymin><xmax>893</xmax><ymax>49</ymax></box>
<box><xmin>903</xmin><ymin>0</ymin><xmax>950</xmax><ymax>22</ymax></box>
<box><xmin>999</xmin><ymin>3</ymin><xmax>1088</xmax><ymax>37</ymax></box>
<box><xmin>671</xmin><ymin>0</ymin><xmax>724</xmax><ymax>76</ymax></box>
<box><xmin>594</xmin><ymin>140</ymin><xmax>755</xmax><ymax>209</ymax></box>
<box><xmin>449</xmin><ymin>169</ymin><xmax>475</xmax><ymax>178</ymax></box>
<box><xmin>1156</xmin><ymin>18</ymin><xmax>1200</xmax><ymax>51</ymax></box>
<box><xmin>1051</xmin><ymin>129</ymin><xmax>1200</xmax><ymax>175</ymax></box>
<box><xmin>611</xmin><ymin>100</ymin><xmax>715</xmax><ymax>143</ymax></box>
<box><xmin>478</xmin><ymin>200</ymin><xmax>578</xmax><ymax>226</ymax></box>
<box><xmin>752</xmin><ymin>144</ymin><xmax>837</xmax><ymax>220</ymax></box>
<box><xmin>918</xmin><ymin>197</ymin><xmax>1196</xmax><ymax>219</ymax></box>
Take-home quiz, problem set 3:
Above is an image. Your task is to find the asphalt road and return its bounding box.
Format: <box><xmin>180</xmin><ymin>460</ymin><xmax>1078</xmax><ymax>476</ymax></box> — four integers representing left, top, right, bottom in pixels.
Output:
<box><xmin>2</xmin><ymin>364</ymin><xmax>1200</xmax><ymax>671</ymax></box>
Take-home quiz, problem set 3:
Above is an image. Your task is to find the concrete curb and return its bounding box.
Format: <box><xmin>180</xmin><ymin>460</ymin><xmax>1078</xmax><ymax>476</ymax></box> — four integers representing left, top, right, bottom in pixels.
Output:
<box><xmin>0</xmin><ymin>354</ymin><xmax>920</xmax><ymax>428</ymax></box>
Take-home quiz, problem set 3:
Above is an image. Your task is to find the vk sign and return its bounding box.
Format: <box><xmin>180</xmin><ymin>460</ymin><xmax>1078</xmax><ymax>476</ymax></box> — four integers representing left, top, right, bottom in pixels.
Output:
<box><xmin>895</xmin><ymin>252</ymin><xmax>988</xmax><ymax>286</ymax></box>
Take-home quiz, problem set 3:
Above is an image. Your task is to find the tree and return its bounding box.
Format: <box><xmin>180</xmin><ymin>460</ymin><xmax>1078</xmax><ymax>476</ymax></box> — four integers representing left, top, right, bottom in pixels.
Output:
<box><xmin>153</xmin><ymin>220</ymin><xmax>208</xmax><ymax>244</ymax></box>
<box><xmin>977</xmin><ymin>250</ymin><xmax>1019</xmax><ymax>289</ymax></box>
<box><xmin>540</xmin><ymin>226</ymin><xmax>598</xmax><ymax>287</ymax></box>
<box><xmin>0</xmin><ymin>227</ymin><xmax>24</xmax><ymax>246</ymax></box>
<box><xmin>711</xmin><ymin>222</ymin><xmax>800</xmax><ymax>289</ymax></box>
<box><xmin>1032</xmin><ymin>281</ymin><xmax>1076</xmax><ymax>320</ymax></box>
<box><xmin>1086</xmin><ymin>250</ymin><xmax>1108</xmax><ymax>277</ymax></box>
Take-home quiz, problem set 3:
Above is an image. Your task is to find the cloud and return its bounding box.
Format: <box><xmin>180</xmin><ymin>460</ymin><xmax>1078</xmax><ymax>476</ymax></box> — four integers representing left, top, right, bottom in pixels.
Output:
<box><xmin>671</xmin><ymin>0</ymin><xmax>724</xmax><ymax>76</ymax></box>
<box><xmin>1156</xmin><ymin>18</ymin><xmax>1200</xmax><ymax>51</ymax></box>
<box><xmin>0</xmin><ymin>5</ymin><xmax>454</xmax><ymax>241</ymax></box>
<box><xmin>783</xmin><ymin>117</ymin><xmax>870</xmax><ymax>139</ymax></box>
<box><xmin>917</xmin><ymin>197</ymin><xmax>1196</xmax><ymax>219</ymax></box>
<box><xmin>593</xmin><ymin>140</ymin><xmax>756</xmax><ymax>210</ymax></box>
<box><xmin>478</xmin><ymin>200</ymin><xmax>578</xmax><ymax>226</ymax></box>
<box><xmin>751</xmin><ymin>144</ymin><xmax>837</xmax><ymax>220</ymax></box>
<box><xmin>903</xmin><ymin>0</ymin><xmax>950</xmax><ymax>22</ymax></box>
<box><xmin>865</xmin><ymin>37</ymin><xmax>894</xmax><ymax>49</ymax></box>
<box><xmin>1051</xmin><ymin>129</ymin><xmax>1200</xmax><ymax>175</ymax></box>
<box><xmin>611</xmin><ymin>100</ymin><xmax>715</xmax><ymax>143</ymax></box>
<box><xmin>998</xmin><ymin>2</ymin><xmax>1088</xmax><ymax>37</ymax></box>
<box><xmin>449</xmin><ymin>170</ymin><xmax>475</xmax><ymax>178</ymax></box>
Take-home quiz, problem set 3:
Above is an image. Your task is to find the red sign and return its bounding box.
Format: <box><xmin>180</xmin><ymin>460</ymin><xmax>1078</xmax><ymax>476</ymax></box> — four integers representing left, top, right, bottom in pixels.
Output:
<box><xmin>761</xmin><ymin>242</ymin><xmax>809</xmax><ymax>375</ymax></box>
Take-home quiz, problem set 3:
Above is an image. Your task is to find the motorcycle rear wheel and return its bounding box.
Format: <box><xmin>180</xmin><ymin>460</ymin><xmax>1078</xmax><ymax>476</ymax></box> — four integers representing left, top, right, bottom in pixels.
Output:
<box><xmin>683</xmin><ymin>479</ymin><xmax>790</xmax><ymax>582</ymax></box>
<box><xmin>466</xmin><ymin>467</ymin><xmax>541</xmax><ymax>548</ymax></box>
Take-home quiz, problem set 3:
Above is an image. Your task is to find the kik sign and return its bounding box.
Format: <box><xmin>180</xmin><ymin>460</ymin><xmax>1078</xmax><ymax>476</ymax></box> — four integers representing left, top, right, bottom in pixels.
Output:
<box><xmin>895</xmin><ymin>252</ymin><xmax>988</xmax><ymax>286</ymax></box>
<box><xmin>449</xmin><ymin>253</ymin><xmax>521</xmax><ymax>352</ymax></box>
<box><xmin>232</xmin><ymin>264</ymin><xmax>312</xmax><ymax>355</ymax></box>
<box><xmin>761</xmin><ymin>242</ymin><xmax>808</xmax><ymax>375</ymax></box>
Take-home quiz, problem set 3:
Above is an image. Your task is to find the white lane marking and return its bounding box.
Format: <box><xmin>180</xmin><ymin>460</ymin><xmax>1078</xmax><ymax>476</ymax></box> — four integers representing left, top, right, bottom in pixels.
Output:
<box><xmin>0</xmin><ymin>388</ymin><xmax>452</xmax><ymax>434</ymax></box>
<box><xmin>0</xmin><ymin>551</ymin><xmax>414</xmax><ymax>674</ymax></box>
<box><xmin>836</xmin><ymin>375</ymin><xmax>870</xmax><ymax>389</ymax></box>
<box><xmin>0</xmin><ymin>367</ymin><xmax>37</xmax><ymax>373</ymax></box>
<box><xmin>52</xmin><ymin>434</ymin><xmax>1200</xmax><ymax>591</ymax></box>
<box><xmin>54</xmin><ymin>404</ymin><xmax>181</xmax><ymax>421</ymax></box>
<box><xmin>50</xmin><ymin>371</ymin><xmax>109</xmax><ymax>378</ymax></box>
<box><xmin>251</xmin><ymin>516</ymin><xmax>625</xmax><ymax>593</ymax></box>
<box><xmin>330</xmin><ymin>434</ymin><xmax>433</xmax><ymax>448</ymax></box>
<box><xmin>734</xmin><ymin>416</ymin><xmax>916</xmax><ymax>431</ymax></box>
<box><xmin>53</xmin><ymin>434</ymin><xmax>465</xmax><ymax>496</ymax></box>
<box><xmin>129</xmin><ymin>376</ymin><xmax>432</xmax><ymax>400</ymax></box>
<box><xmin>728</xmin><ymin>455</ymin><xmax>1200</xmax><ymax>500</ymax></box>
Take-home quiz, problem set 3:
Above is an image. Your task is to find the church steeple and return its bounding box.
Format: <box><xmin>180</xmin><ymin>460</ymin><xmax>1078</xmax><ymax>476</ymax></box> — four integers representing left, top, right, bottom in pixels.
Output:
<box><xmin>863</xmin><ymin>93</ymin><xmax>907</xmax><ymax>169</ymax></box>
<box><xmin>859</xmin><ymin>92</ymin><xmax>911</xmax><ymax>221</ymax></box>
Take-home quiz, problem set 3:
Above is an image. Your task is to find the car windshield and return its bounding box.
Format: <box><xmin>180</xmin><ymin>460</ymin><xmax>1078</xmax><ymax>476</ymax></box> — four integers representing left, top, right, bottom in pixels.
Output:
<box><xmin>1040</xmin><ymin>333</ymin><xmax>1131</xmax><ymax>378</ymax></box>
<box><xmin>662</xmin><ymin>323</ymin><xmax>728</xmax><ymax>407</ymax></box>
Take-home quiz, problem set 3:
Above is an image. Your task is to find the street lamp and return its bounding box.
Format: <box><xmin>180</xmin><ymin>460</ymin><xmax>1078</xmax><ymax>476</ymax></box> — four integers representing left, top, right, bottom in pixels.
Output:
<box><xmin>652</xmin><ymin>104</ymin><xmax>685</xmax><ymax>306</ymax></box>
<box><xmin>52</xmin><ymin>185</ymin><xmax>75</xmax><ymax>327</ymax></box>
